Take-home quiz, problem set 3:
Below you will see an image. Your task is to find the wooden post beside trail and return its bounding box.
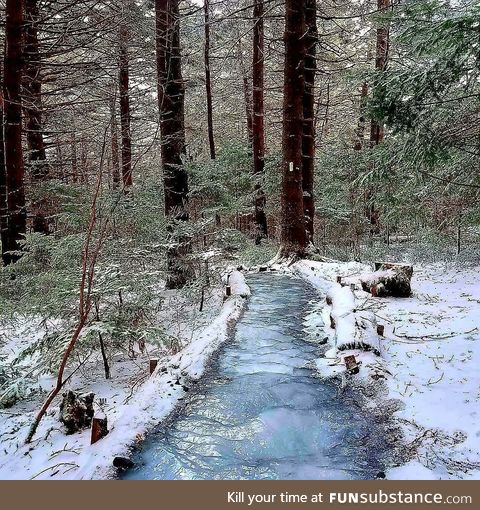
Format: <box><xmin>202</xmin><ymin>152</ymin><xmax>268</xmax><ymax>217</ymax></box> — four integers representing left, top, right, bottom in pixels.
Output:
<box><xmin>149</xmin><ymin>358</ymin><xmax>159</xmax><ymax>375</ymax></box>
<box><xmin>91</xmin><ymin>415</ymin><xmax>108</xmax><ymax>445</ymax></box>
<box><xmin>344</xmin><ymin>355</ymin><xmax>359</xmax><ymax>375</ymax></box>
<box><xmin>377</xmin><ymin>324</ymin><xmax>385</xmax><ymax>337</ymax></box>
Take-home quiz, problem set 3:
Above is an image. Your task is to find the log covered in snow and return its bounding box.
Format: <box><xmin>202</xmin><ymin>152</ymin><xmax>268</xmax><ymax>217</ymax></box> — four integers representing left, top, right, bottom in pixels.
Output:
<box><xmin>59</xmin><ymin>391</ymin><xmax>95</xmax><ymax>434</ymax></box>
<box><xmin>361</xmin><ymin>263</ymin><xmax>413</xmax><ymax>298</ymax></box>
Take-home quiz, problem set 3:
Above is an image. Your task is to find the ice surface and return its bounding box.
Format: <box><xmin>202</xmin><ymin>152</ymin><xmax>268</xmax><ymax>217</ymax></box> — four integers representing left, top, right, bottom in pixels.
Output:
<box><xmin>122</xmin><ymin>274</ymin><xmax>391</xmax><ymax>480</ymax></box>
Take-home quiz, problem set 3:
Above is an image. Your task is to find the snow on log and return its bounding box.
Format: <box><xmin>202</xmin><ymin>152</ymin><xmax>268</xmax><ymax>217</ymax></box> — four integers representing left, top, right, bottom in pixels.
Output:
<box><xmin>374</xmin><ymin>262</ymin><xmax>413</xmax><ymax>279</ymax></box>
<box><xmin>227</xmin><ymin>271</ymin><xmax>251</xmax><ymax>298</ymax></box>
<box><xmin>59</xmin><ymin>391</ymin><xmax>95</xmax><ymax>434</ymax></box>
<box><xmin>360</xmin><ymin>263</ymin><xmax>413</xmax><ymax>298</ymax></box>
<box><xmin>327</xmin><ymin>285</ymin><xmax>381</xmax><ymax>355</ymax></box>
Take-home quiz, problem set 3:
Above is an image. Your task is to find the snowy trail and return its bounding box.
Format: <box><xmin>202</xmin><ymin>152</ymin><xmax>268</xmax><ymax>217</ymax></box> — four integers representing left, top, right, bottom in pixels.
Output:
<box><xmin>121</xmin><ymin>274</ymin><xmax>391</xmax><ymax>480</ymax></box>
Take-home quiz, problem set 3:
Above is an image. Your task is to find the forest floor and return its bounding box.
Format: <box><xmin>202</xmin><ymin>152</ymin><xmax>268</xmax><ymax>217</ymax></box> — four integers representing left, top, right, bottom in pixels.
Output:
<box><xmin>0</xmin><ymin>259</ymin><xmax>479</xmax><ymax>480</ymax></box>
<box><xmin>294</xmin><ymin>259</ymin><xmax>480</xmax><ymax>480</ymax></box>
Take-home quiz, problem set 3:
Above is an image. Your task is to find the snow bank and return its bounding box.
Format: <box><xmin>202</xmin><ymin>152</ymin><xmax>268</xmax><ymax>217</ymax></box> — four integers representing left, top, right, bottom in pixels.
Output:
<box><xmin>228</xmin><ymin>270</ymin><xmax>251</xmax><ymax>298</ymax></box>
<box><xmin>78</xmin><ymin>275</ymin><xmax>250</xmax><ymax>479</ymax></box>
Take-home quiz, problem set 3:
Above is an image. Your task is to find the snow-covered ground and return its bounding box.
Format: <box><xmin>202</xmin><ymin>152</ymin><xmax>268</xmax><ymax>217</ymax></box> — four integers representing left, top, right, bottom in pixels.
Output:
<box><xmin>0</xmin><ymin>272</ymin><xmax>249</xmax><ymax>480</ymax></box>
<box><xmin>1</xmin><ymin>258</ymin><xmax>479</xmax><ymax>480</ymax></box>
<box><xmin>293</xmin><ymin>259</ymin><xmax>480</xmax><ymax>480</ymax></box>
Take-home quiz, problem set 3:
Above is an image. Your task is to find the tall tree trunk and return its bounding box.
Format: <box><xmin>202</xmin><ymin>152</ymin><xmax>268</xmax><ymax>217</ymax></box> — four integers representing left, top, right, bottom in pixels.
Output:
<box><xmin>119</xmin><ymin>27</ymin><xmax>133</xmax><ymax>189</ymax></box>
<box><xmin>370</xmin><ymin>0</ymin><xmax>390</xmax><ymax>146</ymax></box>
<box><xmin>203</xmin><ymin>0</ymin><xmax>216</xmax><ymax>160</ymax></box>
<box><xmin>155</xmin><ymin>0</ymin><xmax>191</xmax><ymax>289</ymax></box>
<box><xmin>367</xmin><ymin>0</ymin><xmax>390</xmax><ymax>231</ymax></box>
<box><xmin>354</xmin><ymin>82</ymin><xmax>368</xmax><ymax>151</ymax></box>
<box><xmin>2</xmin><ymin>0</ymin><xmax>27</xmax><ymax>265</ymax></box>
<box><xmin>110</xmin><ymin>94</ymin><xmax>121</xmax><ymax>189</ymax></box>
<box><xmin>252</xmin><ymin>0</ymin><xmax>268</xmax><ymax>244</ymax></box>
<box><xmin>0</xmin><ymin>63</ymin><xmax>7</xmax><ymax>258</ymax></box>
<box><xmin>279</xmin><ymin>0</ymin><xmax>307</xmax><ymax>259</ymax></box>
<box><xmin>24</xmin><ymin>0</ymin><xmax>49</xmax><ymax>234</ymax></box>
<box><xmin>302</xmin><ymin>0</ymin><xmax>317</xmax><ymax>244</ymax></box>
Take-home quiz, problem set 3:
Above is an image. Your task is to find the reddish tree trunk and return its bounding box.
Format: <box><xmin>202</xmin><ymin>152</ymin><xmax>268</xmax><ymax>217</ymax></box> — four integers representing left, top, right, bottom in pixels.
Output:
<box><xmin>204</xmin><ymin>0</ymin><xmax>216</xmax><ymax>160</ymax></box>
<box><xmin>370</xmin><ymin>0</ymin><xmax>390</xmax><ymax>147</ymax></box>
<box><xmin>156</xmin><ymin>0</ymin><xmax>188</xmax><ymax>218</ymax></box>
<box><xmin>110</xmin><ymin>94</ymin><xmax>121</xmax><ymax>189</ymax></box>
<box><xmin>252</xmin><ymin>0</ymin><xmax>267</xmax><ymax>242</ymax></box>
<box><xmin>368</xmin><ymin>0</ymin><xmax>390</xmax><ymax>230</ymax></box>
<box><xmin>0</xmin><ymin>64</ymin><xmax>7</xmax><ymax>257</ymax></box>
<box><xmin>24</xmin><ymin>0</ymin><xmax>49</xmax><ymax>234</ymax></box>
<box><xmin>2</xmin><ymin>0</ymin><xmax>27</xmax><ymax>265</ymax></box>
<box><xmin>156</xmin><ymin>0</ymin><xmax>190</xmax><ymax>289</ymax></box>
<box><xmin>302</xmin><ymin>0</ymin><xmax>317</xmax><ymax>244</ymax></box>
<box><xmin>119</xmin><ymin>27</ymin><xmax>133</xmax><ymax>189</ymax></box>
<box><xmin>279</xmin><ymin>0</ymin><xmax>307</xmax><ymax>258</ymax></box>
<box><xmin>24</xmin><ymin>0</ymin><xmax>46</xmax><ymax>173</ymax></box>
<box><xmin>354</xmin><ymin>82</ymin><xmax>368</xmax><ymax>151</ymax></box>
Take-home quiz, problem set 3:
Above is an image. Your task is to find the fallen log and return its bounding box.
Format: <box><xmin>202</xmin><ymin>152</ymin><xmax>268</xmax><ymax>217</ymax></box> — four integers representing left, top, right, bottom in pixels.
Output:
<box><xmin>361</xmin><ymin>263</ymin><xmax>413</xmax><ymax>298</ymax></box>
<box><xmin>374</xmin><ymin>262</ymin><xmax>413</xmax><ymax>279</ymax></box>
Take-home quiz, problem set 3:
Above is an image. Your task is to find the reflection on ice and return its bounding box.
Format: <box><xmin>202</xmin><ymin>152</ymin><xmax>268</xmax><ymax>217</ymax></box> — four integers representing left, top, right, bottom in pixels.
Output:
<box><xmin>122</xmin><ymin>274</ymin><xmax>389</xmax><ymax>480</ymax></box>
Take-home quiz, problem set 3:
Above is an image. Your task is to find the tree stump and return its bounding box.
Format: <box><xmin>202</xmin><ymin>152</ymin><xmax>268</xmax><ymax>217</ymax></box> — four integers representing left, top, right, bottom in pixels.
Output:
<box><xmin>59</xmin><ymin>391</ymin><xmax>94</xmax><ymax>434</ymax></box>
<box><xmin>91</xmin><ymin>415</ymin><xmax>109</xmax><ymax>444</ymax></box>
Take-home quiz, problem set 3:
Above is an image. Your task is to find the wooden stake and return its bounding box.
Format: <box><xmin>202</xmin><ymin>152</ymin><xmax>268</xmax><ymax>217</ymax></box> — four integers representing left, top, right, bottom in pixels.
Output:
<box><xmin>326</xmin><ymin>296</ymin><xmax>333</xmax><ymax>306</ymax></box>
<box><xmin>336</xmin><ymin>276</ymin><xmax>342</xmax><ymax>284</ymax></box>
<box><xmin>330</xmin><ymin>314</ymin><xmax>336</xmax><ymax>329</ymax></box>
<box><xmin>91</xmin><ymin>416</ymin><xmax>108</xmax><ymax>445</ymax></box>
<box><xmin>344</xmin><ymin>355</ymin><xmax>359</xmax><ymax>375</ymax></box>
<box><xmin>377</xmin><ymin>324</ymin><xmax>385</xmax><ymax>337</ymax></box>
<box><xmin>225</xmin><ymin>286</ymin><xmax>232</xmax><ymax>297</ymax></box>
<box><xmin>149</xmin><ymin>359</ymin><xmax>159</xmax><ymax>375</ymax></box>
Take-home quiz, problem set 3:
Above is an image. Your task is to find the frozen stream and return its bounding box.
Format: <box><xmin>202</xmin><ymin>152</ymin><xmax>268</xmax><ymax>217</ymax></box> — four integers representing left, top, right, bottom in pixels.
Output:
<box><xmin>122</xmin><ymin>274</ymin><xmax>390</xmax><ymax>480</ymax></box>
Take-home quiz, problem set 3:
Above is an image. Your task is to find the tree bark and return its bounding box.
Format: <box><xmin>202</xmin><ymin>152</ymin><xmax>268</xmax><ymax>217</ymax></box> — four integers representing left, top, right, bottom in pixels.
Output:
<box><xmin>203</xmin><ymin>0</ymin><xmax>216</xmax><ymax>160</ymax></box>
<box><xmin>252</xmin><ymin>0</ymin><xmax>268</xmax><ymax>243</ymax></box>
<box><xmin>367</xmin><ymin>0</ymin><xmax>390</xmax><ymax>231</ymax></box>
<box><xmin>110</xmin><ymin>93</ymin><xmax>121</xmax><ymax>189</ymax></box>
<box><xmin>279</xmin><ymin>0</ymin><xmax>307</xmax><ymax>259</ymax></box>
<box><xmin>155</xmin><ymin>0</ymin><xmax>191</xmax><ymax>289</ymax></box>
<box><xmin>24</xmin><ymin>0</ymin><xmax>49</xmax><ymax>234</ymax></box>
<box><xmin>0</xmin><ymin>63</ymin><xmax>7</xmax><ymax>259</ymax></box>
<box><xmin>370</xmin><ymin>0</ymin><xmax>390</xmax><ymax>147</ymax></box>
<box><xmin>302</xmin><ymin>0</ymin><xmax>318</xmax><ymax>244</ymax></box>
<box><xmin>2</xmin><ymin>0</ymin><xmax>27</xmax><ymax>265</ymax></box>
<box><xmin>119</xmin><ymin>26</ymin><xmax>133</xmax><ymax>189</ymax></box>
